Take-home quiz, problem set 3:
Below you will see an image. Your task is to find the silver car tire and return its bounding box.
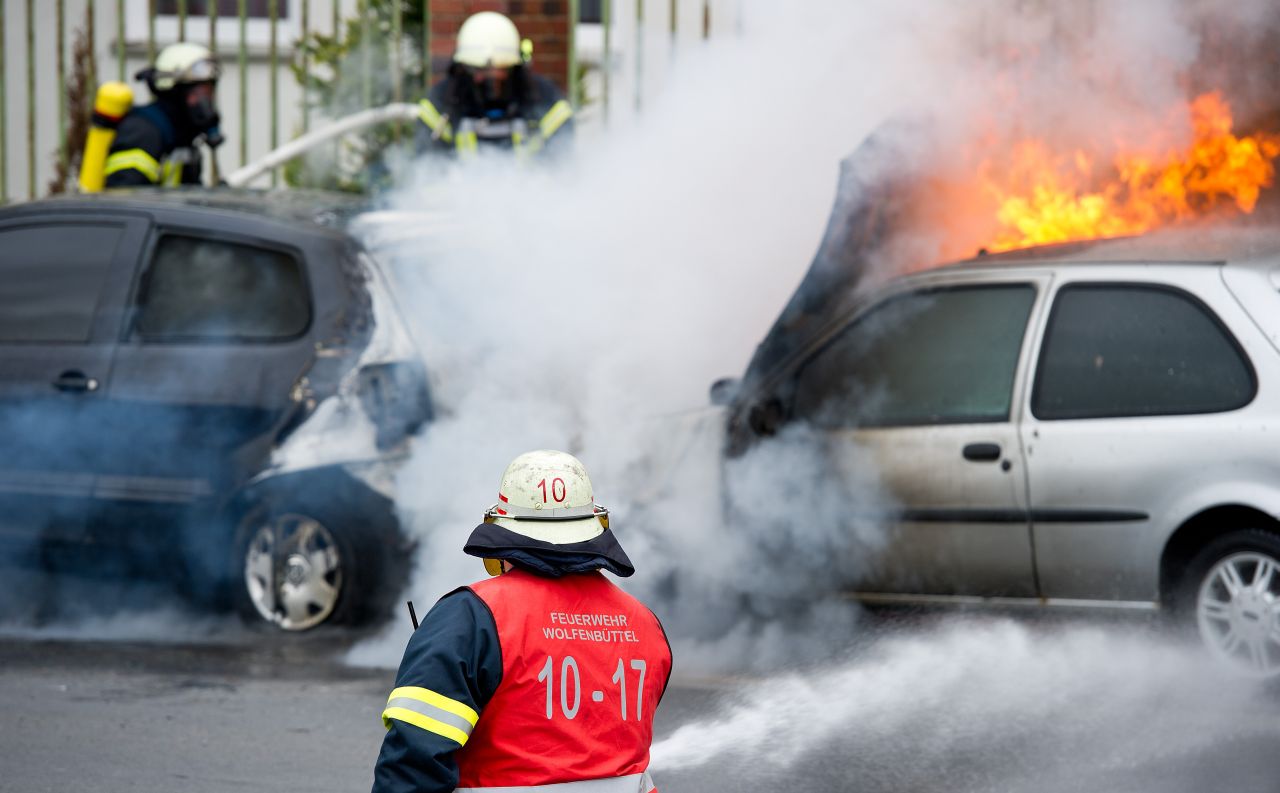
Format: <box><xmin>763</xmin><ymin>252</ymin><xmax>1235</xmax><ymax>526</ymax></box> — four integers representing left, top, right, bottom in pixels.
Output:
<box><xmin>240</xmin><ymin>511</ymin><xmax>347</xmax><ymax>632</ymax></box>
<box><xmin>1187</xmin><ymin>530</ymin><xmax>1280</xmax><ymax>678</ymax></box>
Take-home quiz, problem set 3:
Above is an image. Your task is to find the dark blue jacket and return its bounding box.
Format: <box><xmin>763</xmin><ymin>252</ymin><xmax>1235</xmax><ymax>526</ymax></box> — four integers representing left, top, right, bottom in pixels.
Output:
<box><xmin>371</xmin><ymin>589</ymin><xmax>503</xmax><ymax>793</ymax></box>
<box><xmin>104</xmin><ymin>101</ymin><xmax>203</xmax><ymax>187</ymax></box>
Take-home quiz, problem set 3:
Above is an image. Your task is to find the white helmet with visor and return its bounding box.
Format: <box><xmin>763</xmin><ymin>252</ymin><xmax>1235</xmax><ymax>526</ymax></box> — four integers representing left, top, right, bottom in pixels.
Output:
<box><xmin>150</xmin><ymin>42</ymin><xmax>221</xmax><ymax>92</ymax></box>
<box><xmin>484</xmin><ymin>450</ymin><xmax>609</xmax><ymax>545</ymax></box>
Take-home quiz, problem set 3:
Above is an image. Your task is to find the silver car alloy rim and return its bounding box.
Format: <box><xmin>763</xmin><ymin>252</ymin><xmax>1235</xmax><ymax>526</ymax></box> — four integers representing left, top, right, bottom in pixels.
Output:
<box><xmin>1196</xmin><ymin>551</ymin><xmax>1280</xmax><ymax>677</ymax></box>
<box><xmin>244</xmin><ymin>513</ymin><xmax>343</xmax><ymax>631</ymax></box>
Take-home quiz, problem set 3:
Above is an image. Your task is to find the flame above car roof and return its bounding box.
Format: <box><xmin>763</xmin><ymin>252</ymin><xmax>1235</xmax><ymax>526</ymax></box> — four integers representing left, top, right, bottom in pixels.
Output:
<box><xmin>948</xmin><ymin>213</ymin><xmax>1280</xmax><ymax>270</ymax></box>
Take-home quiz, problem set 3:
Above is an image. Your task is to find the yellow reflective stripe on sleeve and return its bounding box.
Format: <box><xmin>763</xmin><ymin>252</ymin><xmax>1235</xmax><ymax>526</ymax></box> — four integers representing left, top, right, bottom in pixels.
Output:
<box><xmin>512</xmin><ymin>127</ymin><xmax>537</xmax><ymax>162</ymax></box>
<box><xmin>455</xmin><ymin>129</ymin><xmax>478</xmax><ymax>156</ymax></box>
<box><xmin>387</xmin><ymin>686</ymin><xmax>479</xmax><ymax>724</ymax></box>
<box><xmin>382</xmin><ymin>706</ymin><xmax>472</xmax><ymax>746</ymax></box>
<box><xmin>416</xmin><ymin>99</ymin><xmax>444</xmax><ymax>129</ymax></box>
<box><xmin>417</xmin><ymin>99</ymin><xmax>454</xmax><ymax>143</ymax></box>
<box><xmin>162</xmin><ymin>160</ymin><xmax>183</xmax><ymax>187</ymax></box>
<box><xmin>538</xmin><ymin>100</ymin><xmax>573</xmax><ymax>140</ymax></box>
<box><xmin>104</xmin><ymin>148</ymin><xmax>161</xmax><ymax>183</ymax></box>
<box><xmin>382</xmin><ymin>686</ymin><xmax>479</xmax><ymax>747</ymax></box>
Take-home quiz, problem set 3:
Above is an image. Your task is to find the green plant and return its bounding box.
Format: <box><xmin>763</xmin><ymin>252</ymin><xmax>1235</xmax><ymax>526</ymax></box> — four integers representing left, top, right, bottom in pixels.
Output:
<box><xmin>49</xmin><ymin>8</ymin><xmax>95</xmax><ymax>195</ymax></box>
<box><xmin>289</xmin><ymin>0</ymin><xmax>429</xmax><ymax>192</ymax></box>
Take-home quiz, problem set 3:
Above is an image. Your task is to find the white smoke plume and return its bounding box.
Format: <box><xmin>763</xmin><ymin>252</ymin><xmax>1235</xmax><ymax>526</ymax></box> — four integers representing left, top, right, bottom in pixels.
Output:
<box><xmin>345</xmin><ymin>0</ymin><xmax>1278</xmax><ymax>672</ymax></box>
<box><xmin>651</xmin><ymin>618</ymin><xmax>1280</xmax><ymax>791</ymax></box>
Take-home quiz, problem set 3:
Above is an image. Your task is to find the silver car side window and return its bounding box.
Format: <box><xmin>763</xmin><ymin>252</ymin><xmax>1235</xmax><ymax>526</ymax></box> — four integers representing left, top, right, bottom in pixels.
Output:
<box><xmin>1032</xmin><ymin>283</ymin><xmax>1255</xmax><ymax>420</ymax></box>
<box><xmin>792</xmin><ymin>284</ymin><xmax>1036</xmax><ymax>428</ymax></box>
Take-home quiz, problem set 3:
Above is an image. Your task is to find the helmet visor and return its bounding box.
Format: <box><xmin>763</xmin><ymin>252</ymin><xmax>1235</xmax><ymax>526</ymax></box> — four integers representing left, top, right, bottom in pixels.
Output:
<box><xmin>182</xmin><ymin>58</ymin><xmax>221</xmax><ymax>84</ymax></box>
<box><xmin>484</xmin><ymin>503</ymin><xmax>608</xmax><ymax>523</ymax></box>
<box><xmin>483</xmin><ymin>503</ymin><xmax>609</xmax><ymax>543</ymax></box>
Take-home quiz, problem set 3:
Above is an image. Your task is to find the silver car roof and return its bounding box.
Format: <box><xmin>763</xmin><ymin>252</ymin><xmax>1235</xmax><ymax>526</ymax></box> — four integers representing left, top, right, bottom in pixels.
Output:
<box><xmin>936</xmin><ymin>217</ymin><xmax>1280</xmax><ymax>273</ymax></box>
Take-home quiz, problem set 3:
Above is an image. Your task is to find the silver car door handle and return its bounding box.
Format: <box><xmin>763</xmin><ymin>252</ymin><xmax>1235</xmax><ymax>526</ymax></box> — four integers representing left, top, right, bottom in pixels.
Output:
<box><xmin>962</xmin><ymin>442</ymin><xmax>1001</xmax><ymax>462</ymax></box>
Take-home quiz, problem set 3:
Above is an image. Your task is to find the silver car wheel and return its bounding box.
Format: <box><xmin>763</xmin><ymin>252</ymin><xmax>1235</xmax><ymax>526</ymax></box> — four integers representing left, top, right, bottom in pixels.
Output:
<box><xmin>243</xmin><ymin>513</ymin><xmax>344</xmax><ymax>631</ymax></box>
<box><xmin>1196</xmin><ymin>551</ymin><xmax>1280</xmax><ymax>677</ymax></box>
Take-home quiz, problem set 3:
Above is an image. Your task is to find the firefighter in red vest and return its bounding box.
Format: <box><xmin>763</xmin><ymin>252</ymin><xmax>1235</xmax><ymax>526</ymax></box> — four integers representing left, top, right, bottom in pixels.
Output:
<box><xmin>371</xmin><ymin>450</ymin><xmax>673</xmax><ymax>793</ymax></box>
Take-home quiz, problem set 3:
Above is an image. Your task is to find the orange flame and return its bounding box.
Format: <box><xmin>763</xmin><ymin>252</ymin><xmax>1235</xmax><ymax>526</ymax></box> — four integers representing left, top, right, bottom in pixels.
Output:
<box><xmin>983</xmin><ymin>92</ymin><xmax>1280</xmax><ymax>252</ymax></box>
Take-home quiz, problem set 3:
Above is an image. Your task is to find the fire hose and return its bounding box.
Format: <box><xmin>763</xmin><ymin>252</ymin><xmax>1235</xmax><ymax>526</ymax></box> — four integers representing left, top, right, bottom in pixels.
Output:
<box><xmin>223</xmin><ymin>103</ymin><xmax>423</xmax><ymax>188</ymax></box>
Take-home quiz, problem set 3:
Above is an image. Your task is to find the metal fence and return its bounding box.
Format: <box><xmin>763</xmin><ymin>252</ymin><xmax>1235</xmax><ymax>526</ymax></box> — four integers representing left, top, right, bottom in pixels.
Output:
<box><xmin>0</xmin><ymin>0</ymin><xmax>724</xmax><ymax>202</ymax></box>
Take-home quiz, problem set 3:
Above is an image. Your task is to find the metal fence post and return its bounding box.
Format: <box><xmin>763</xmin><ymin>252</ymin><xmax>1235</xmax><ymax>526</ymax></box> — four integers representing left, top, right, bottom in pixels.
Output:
<box><xmin>301</xmin><ymin>0</ymin><xmax>309</xmax><ymax>135</ymax></box>
<box><xmin>702</xmin><ymin>0</ymin><xmax>709</xmax><ymax>39</ymax></box>
<box><xmin>177</xmin><ymin>0</ymin><xmax>186</xmax><ymax>42</ymax></box>
<box><xmin>568</xmin><ymin>0</ymin><xmax>578</xmax><ymax>108</ymax></box>
<box><xmin>423</xmin><ymin>0</ymin><xmax>431</xmax><ymax>91</ymax></box>
<box><xmin>209</xmin><ymin>0</ymin><xmax>218</xmax><ymax>54</ymax></box>
<box><xmin>360</xmin><ymin>0</ymin><xmax>371</xmax><ymax>188</ymax></box>
<box><xmin>27</xmin><ymin>0</ymin><xmax>36</xmax><ymax>198</ymax></box>
<box><xmin>334</xmin><ymin>0</ymin><xmax>341</xmax><ymax>178</ymax></box>
<box><xmin>635</xmin><ymin>0</ymin><xmax>644</xmax><ymax>114</ymax></box>
<box><xmin>58</xmin><ymin>0</ymin><xmax>67</xmax><ymax>177</ymax></box>
<box><xmin>148</xmin><ymin>0</ymin><xmax>156</xmax><ymax>61</ymax></box>
<box><xmin>601</xmin><ymin>0</ymin><xmax>610</xmax><ymax>124</ymax></box>
<box><xmin>270</xmin><ymin>0</ymin><xmax>279</xmax><ymax>186</ymax></box>
<box><xmin>87</xmin><ymin>0</ymin><xmax>96</xmax><ymax>92</ymax></box>
<box><xmin>0</xmin><ymin>1</ymin><xmax>7</xmax><ymax>202</ymax></box>
<box><xmin>669</xmin><ymin>0</ymin><xmax>675</xmax><ymax>50</ymax></box>
<box><xmin>392</xmin><ymin>0</ymin><xmax>401</xmax><ymax>140</ymax></box>
<box><xmin>238</xmin><ymin>0</ymin><xmax>247</xmax><ymax>167</ymax></box>
<box><xmin>117</xmin><ymin>0</ymin><xmax>126</xmax><ymax>81</ymax></box>
<box><xmin>360</xmin><ymin>0</ymin><xmax>371</xmax><ymax>111</ymax></box>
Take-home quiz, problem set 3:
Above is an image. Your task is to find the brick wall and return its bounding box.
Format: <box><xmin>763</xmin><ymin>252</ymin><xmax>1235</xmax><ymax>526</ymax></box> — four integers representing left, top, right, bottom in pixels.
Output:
<box><xmin>429</xmin><ymin>0</ymin><xmax>571</xmax><ymax>93</ymax></box>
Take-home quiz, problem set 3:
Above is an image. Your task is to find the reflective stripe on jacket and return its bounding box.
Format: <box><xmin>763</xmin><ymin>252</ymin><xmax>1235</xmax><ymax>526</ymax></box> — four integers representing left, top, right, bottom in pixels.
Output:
<box><xmin>456</xmin><ymin>770</ymin><xmax>656</xmax><ymax>793</ymax></box>
<box><xmin>417</xmin><ymin>98</ymin><xmax>455</xmax><ymax>144</ymax></box>
<box><xmin>453</xmin><ymin>569</ymin><xmax>672</xmax><ymax>790</ymax></box>
<box><xmin>104</xmin><ymin>148</ymin><xmax>162</xmax><ymax>183</ymax></box>
<box><xmin>382</xmin><ymin>686</ymin><xmax>480</xmax><ymax>747</ymax></box>
<box><xmin>537</xmin><ymin>100</ymin><xmax>573</xmax><ymax>141</ymax></box>
<box><xmin>103</xmin><ymin>103</ymin><xmax>202</xmax><ymax>188</ymax></box>
<box><xmin>105</xmin><ymin>148</ymin><xmax>191</xmax><ymax>186</ymax></box>
<box><xmin>417</xmin><ymin>97</ymin><xmax>573</xmax><ymax>157</ymax></box>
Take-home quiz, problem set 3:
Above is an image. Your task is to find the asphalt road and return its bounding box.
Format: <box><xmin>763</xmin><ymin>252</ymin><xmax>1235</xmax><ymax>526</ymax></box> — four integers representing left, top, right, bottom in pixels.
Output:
<box><xmin>0</xmin><ymin>631</ymin><xmax>727</xmax><ymax>793</ymax></box>
<box><xmin>3</xmin><ymin>606</ymin><xmax>1280</xmax><ymax>793</ymax></box>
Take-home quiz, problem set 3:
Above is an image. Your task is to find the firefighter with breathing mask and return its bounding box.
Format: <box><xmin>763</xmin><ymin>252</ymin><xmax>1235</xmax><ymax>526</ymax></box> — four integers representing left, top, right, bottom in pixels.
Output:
<box><xmin>415</xmin><ymin>12</ymin><xmax>575</xmax><ymax>160</ymax></box>
<box><xmin>371</xmin><ymin>450</ymin><xmax>672</xmax><ymax>793</ymax></box>
<box><xmin>104</xmin><ymin>42</ymin><xmax>224</xmax><ymax>187</ymax></box>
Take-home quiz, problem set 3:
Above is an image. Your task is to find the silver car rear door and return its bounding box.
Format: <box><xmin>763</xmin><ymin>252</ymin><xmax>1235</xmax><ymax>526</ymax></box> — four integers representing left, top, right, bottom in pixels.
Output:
<box><xmin>1021</xmin><ymin>266</ymin><xmax>1261</xmax><ymax>604</ymax></box>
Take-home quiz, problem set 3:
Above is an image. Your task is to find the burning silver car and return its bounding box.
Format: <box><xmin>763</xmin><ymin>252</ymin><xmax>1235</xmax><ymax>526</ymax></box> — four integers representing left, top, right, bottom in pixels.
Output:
<box><xmin>721</xmin><ymin>214</ymin><xmax>1280</xmax><ymax>677</ymax></box>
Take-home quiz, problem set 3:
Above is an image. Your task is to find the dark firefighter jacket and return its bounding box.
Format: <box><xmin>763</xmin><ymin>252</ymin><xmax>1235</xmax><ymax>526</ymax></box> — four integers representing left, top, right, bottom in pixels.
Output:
<box><xmin>414</xmin><ymin>69</ymin><xmax>574</xmax><ymax>160</ymax></box>
<box><xmin>370</xmin><ymin>523</ymin><xmax>672</xmax><ymax>793</ymax></box>
<box><xmin>105</xmin><ymin>101</ymin><xmax>203</xmax><ymax>188</ymax></box>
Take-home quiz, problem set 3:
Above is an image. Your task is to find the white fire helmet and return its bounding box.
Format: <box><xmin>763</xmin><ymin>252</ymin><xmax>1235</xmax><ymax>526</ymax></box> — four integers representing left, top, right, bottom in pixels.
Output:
<box><xmin>453</xmin><ymin>11</ymin><xmax>523</xmax><ymax>69</ymax></box>
<box><xmin>150</xmin><ymin>42</ymin><xmax>221</xmax><ymax>91</ymax></box>
<box><xmin>484</xmin><ymin>450</ymin><xmax>609</xmax><ymax>545</ymax></box>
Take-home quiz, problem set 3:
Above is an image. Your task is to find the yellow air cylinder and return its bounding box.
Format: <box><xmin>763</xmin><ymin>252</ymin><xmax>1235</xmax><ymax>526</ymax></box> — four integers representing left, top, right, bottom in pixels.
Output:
<box><xmin>78</xmin><ymin>81</ymin><xmax>135</xmax><ymax>193</ymax></box>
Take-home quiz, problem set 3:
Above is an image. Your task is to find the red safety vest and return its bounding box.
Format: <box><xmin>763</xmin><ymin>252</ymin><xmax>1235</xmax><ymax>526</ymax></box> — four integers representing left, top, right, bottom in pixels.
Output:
<box><xmin>454</xmin><ymin>568</ymin><xmax>672</xmax><ymax>793</ymax></box>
